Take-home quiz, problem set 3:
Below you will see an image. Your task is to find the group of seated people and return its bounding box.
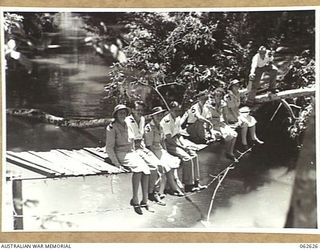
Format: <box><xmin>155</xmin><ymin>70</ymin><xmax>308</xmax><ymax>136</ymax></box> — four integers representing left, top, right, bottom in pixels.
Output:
<box><xmin>105</xmin><ymin>79</ymin><xmax>264</xmax><ymax>215</ymax></box>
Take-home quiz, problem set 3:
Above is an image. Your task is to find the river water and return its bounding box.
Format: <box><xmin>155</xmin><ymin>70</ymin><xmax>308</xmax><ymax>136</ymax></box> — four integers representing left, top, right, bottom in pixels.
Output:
<box><xmin>4</xmin><ymin>13</ymin><xmax>315</xmax><ymax>231</ymax></box>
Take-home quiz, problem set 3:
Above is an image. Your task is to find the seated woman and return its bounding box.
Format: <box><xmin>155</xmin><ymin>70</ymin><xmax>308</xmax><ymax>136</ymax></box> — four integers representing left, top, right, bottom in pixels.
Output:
<box><xmin>144</xmin><ymin>106</ymin><xmax>184</xmax><ymax>197</ymax></box>
<box><xmin>223</xmin><ymin>79</ymin><xmax>264</xmax><ymax>151</ymax></box>
<box><xmin>185</xmin><ymin>90</ymin><xmax>215</xmax><ymax>144</ymax></box>
<box><xmin>205</xmin><ymin>87</ymin><xmax>238</xmax><ymax>162</ymax></box>
<box><xmin>160</xmin><ymin>101</ymin><xmax>207</xmax><ymax>193</ymax></box>
<box><xmin>105</xmin><ymin>104</ymin><xmax>152</xmax><ymax>215</ymax></box>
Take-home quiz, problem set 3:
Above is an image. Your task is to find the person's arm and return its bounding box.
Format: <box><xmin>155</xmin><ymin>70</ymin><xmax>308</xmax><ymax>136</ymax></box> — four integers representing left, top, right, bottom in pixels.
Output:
<box><xmin>180</xmin><ymin>111</ymin><xmax>189</xmax><ymax>125</ymax></box>
<box><xmin>144</xmin><ymin>125</ymin><xmax>155</xmax><ymax>151</ymax></box>
<box><xmin>191</xmin><ymin>105</ymin><xmax>213</xmax><ymax>127</ymax></box>
<box><xmin>164</xmin><ymin>133</ymin><xmax>183</xmax><ymax>148</ymax></box>
<box><xmin>239</xmin><ymin>80</ymin><xmax>252</xmax><ymax>95</ymax></box>
<box><xmin>195</xmin><ymin>113</ymin><xmax>213</xmax><ymax>127</ymax></box>
<box><xmin>105</xmin><ymin>126</ymin><xmax>121</xmax><ymax>167</ymax></box>
<box><xmin>267</xmin><ymin>50</ymin><xmax>274</xmax><ymax>64</ymax></box>
<box><xmin>222</xmin><ymin>105</ymin><xmax>230</xmax><ymax>125</ymax></box>
<box><xmin>222</xmin><ymin>97</ymin><xmax>239</xmax><ymax>126</ymax></box>
<box><xmin>250</xmin><ymin>54</ymin><xmax>258</xmax><ymax>76</ymax></box>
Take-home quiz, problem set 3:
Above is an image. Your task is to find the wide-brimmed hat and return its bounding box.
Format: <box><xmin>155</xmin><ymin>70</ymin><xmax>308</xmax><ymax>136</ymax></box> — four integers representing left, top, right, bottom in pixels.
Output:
<box><xmin>258</xmin><ymin>46</ymin><xmax>267</xmax><ymax>53</ymax></box>
<box><xmin>213</xmin><ymin>87</ymin><xmax>225</xmax><ymax>95</ymax></box>
<box><xmin>169</xmin><ymin>101</ymin><xmax>181</xmax><ymax>109</ymax></box>
<box><xmin>239</xmin><ymin>106</ymin><xmax>251</xmax><ymax>113</ymax></box>
<box><xmin>195</xmin><ymin>89</ymin><xmax>209</xmax><ymax>98</ymax></box>
<box><xmin>112</xmin><ymin>104</ymin><xmax>129</xmax><ymax>117</ymax></box>
<box><xmin>228</xmin><ymin>79</ymin><xmax>241</xmax><ymax>90</ymax></box>
<box><xmin>149</xmin><ymin>106</ymin><xmax>166</xmax><ymax>116</ymax></box>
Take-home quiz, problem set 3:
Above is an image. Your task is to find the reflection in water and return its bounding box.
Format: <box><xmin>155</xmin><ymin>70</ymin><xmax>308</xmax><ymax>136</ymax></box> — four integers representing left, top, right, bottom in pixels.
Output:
<box><xmin>6</xmin><ymin>12</ymin><xmax>113</xmax><ymax>119</ymax></box>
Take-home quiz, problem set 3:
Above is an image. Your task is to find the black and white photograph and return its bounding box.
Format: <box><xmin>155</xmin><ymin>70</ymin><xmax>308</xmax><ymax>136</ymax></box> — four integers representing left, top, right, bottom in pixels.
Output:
<box><xmin>2</xmin><ymin>8</ymin><xmax>317</xmax><ymax>232</ymax></box>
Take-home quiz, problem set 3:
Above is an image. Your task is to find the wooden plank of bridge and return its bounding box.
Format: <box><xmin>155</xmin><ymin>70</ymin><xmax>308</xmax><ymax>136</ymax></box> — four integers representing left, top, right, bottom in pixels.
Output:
<box><xmin>17</xmin><ymin>151</ymin><xmax>65</xmax><ymax>175</ymax></box>
<box><xmin>56</xmin><ymin>149</ymin><xmax>101</xmax><ymax>174</ymax></box>
<box><xmin>6</xmin><ymin>153</ymin><xmax>57</xmax><ymax>177</ymax></box>
<box><xmin>6</xmin><ymin>161</ymin><xmax>47</xmax><ymax>179</ymax></box>
<box><xmin>83</xmin><ymin>147</ymin><xmax>108</xmax><ymax>159</ymax></box>
<box><xmin>74</xmin><ymin>150</ymin><xmax>123</xmax><ymax>173</ymax></box>
<box><xmin>34</xmin><ymin>151</ymin><xmax>82</xmax><ymax>176</ymax></box>
<box><xmin>49</xmin><ymin>150</ymin><xmax>97</xmax><ymax>175</ymax></box>
<box><xmin>70</xmin><ymin>150</ymin><xmax>108</xmax><ymax>173</ymax></box>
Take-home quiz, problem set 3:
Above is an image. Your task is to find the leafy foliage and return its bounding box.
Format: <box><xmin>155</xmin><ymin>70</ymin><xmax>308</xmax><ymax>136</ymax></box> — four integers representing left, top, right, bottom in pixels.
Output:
<box><xmin>4</xmin><ymin>12</ymin><xmax>58</xmax><ymax>73</ymax></box>
<box><xmin>98</xmin><ymin>11</ymin><xmax>315</xmax><ymax>109</ymax></box>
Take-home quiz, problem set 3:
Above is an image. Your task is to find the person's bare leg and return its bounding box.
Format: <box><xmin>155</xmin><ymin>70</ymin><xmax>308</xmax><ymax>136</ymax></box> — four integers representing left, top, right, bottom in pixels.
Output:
<box><xmin>132</xmin><ymin>172</ymin><xmax>142</xmax><ymax>204</ymax></box>
<box><xmin>241</xmin><ymin>125</ymin><xmax>249</xmax><ymax>146</ymax></box>
<box><xmin>249</xmin><ymin>125</ymin><xmax>264</xmax><ymax>144</ymax></box>
<box><xmin>141</xmin><ymin>173</ymin><xmax>149</xmax><ymax>204</ymax></box>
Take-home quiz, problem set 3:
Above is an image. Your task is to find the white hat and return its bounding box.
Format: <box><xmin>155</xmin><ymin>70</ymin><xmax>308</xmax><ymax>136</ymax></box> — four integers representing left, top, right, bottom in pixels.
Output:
<box><xmin>239</xmin><ymin>106</ymin><xmax>250</xmax><ymax>113</ymax></box>
<box><xmin>112</xmin><ymin>104</ymin><xmax>129</xmax><ymax>117</ymax></box>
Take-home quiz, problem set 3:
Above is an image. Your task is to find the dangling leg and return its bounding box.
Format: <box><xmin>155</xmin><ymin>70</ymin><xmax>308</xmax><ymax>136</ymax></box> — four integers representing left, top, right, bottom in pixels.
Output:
<box><xmin>158</xmin><ymin>173</ymin><xmax>167</xmax><ymax>196</ymax></box>
<box><xmin>141</xmin><ymin>173</ymin><xmax>149</xmax><ymax>204</ymax></box>
<box><xmin>130</xmin><ymin>172</ymin><xmax>143</xmax><ymax>215</ymax></box>
<box><xmin>249</xmin><ymin>125</ymin><xmax>264</xmax><ymax>144</ymax></box>
<box><xmin>132</xmin><ymin>172</ymin><xmax>141</xmax><ymax>205</ymax></box>
<box><xmin>166</xmin><ymin>170</ymin><xmax>184</xmax><ymax>196</ymax></box>
<box><xmin>140</xmin><ymin>173</ymin><xmax>156</xmax><ymax>211</ymax></box>
<box><xmin>147</xmin><ymin>168</ymin><xmax>165</xmax><ymax>206</ymax></box>
<box><xmin>241</xmin><ymin>125</ymin><xmax>249</xmax><ymax>149</ymax></box>
<box><xmin>193</xmin><ymin>155</ymin><xmax>207</xmax><ymax>190</ymax></box>
<box><xmin>148</xmin><ymin>169</ymin><xmax>158</xmax><ymax>195</ymax></box>
<box><xmin>267</xmin><ymin>65</ymin><xmax>278</xmax><ymax>92</ymax></box>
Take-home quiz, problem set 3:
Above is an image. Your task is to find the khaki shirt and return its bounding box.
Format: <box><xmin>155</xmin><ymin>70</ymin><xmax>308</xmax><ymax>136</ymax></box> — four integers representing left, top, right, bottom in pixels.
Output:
<box><xmin>224</xmin><ymin>89</ymin><xmax>248</xmax><ymax>123</ymax></box>
<box><xmin>105</xmin><ymin>121</ymin><xmax>134</xmax><ymax>166</ymax></box>
<box><xmin>144</xmin><ymin>120</ymin><xmax>165</xmax><ymax>151</ymax></box>
<box><xmin>204</xmin><ymin>99</ymin><xmax>226</xmax><ymax>120</ymax></box>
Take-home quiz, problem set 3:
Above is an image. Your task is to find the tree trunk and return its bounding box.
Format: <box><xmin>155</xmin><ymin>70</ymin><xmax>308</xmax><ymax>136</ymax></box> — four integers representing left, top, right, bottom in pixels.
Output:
<box><xmin>254</xmin><ymin>87</ymin><xmax>315</xmax><ymax>103</ymax></box>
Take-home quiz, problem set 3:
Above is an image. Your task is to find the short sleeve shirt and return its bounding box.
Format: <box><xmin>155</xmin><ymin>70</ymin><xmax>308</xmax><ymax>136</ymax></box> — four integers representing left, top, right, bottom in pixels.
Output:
<box><xmin>187</xmin><ymin>102</ymin><xmax>205</xmax><ymax>124</ymax></box>
<box><xmin>144</xmin><ymin>120</ymin><xmax>163</xmax><ymax>150</ymax></box>
<box><xmin>125</xmin><ymin>115</ymin><xmax>145</xmax><ymax>140</ymax></box>
<box><xmin>160</xmin><ymin>113</ymin><xmax>182</xmax><ymax>137</ymax></box>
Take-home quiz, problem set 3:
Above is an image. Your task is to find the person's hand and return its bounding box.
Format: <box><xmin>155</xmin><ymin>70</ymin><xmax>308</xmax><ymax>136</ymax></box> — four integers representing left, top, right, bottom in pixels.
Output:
<box><xmin>117</xmin><ymin>164</ymin><xmax>129</xmax><ymax>172</ymax></box>
<box><xmin>249</xmin><ymin>73</ymin><xmax>255</xmax><ymax>80</ymax></box>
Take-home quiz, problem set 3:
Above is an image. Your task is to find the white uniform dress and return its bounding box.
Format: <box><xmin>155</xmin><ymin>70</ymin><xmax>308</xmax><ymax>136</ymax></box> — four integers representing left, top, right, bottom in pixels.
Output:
<box><xmin>160</xmin><ymin>113</ymin><xmax>200</xmax><ymax>185</ymax></box>
<box><xmin>203</xmin><ymin>99</ymin><xmax>237</xmax><ymax>141</ymax></box>
<box><xmin>224</xmin><ymin>90</ymin><xmax>257</xmax><ymax>128</ymax></box>
<box><xmin>125</xmin><ymin>115</ymin><xmax>161</xmax><ymax>171</ymax></box>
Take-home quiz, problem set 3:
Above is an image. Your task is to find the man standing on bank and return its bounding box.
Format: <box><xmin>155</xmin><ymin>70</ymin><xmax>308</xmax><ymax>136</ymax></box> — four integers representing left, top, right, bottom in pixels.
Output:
<box><xmin>247</xmin><ymin>46</ymin><xmax>278</xmax><ymax>104</ymax></box>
